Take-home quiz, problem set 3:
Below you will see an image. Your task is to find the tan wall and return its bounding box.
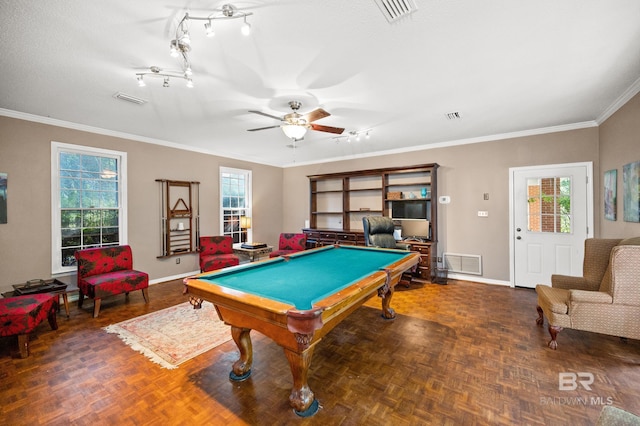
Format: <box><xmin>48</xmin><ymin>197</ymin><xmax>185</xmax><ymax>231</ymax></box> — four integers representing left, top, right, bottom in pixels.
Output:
<box><xmin>599</xmin><ymin>92</ymin><xmax>640</xmax><ymax>238</ymax></box>
<box><xmin>1</xmin><ymin>92</ymin><xmax>637</xmax><ymax>291</ymax></box>
<box><xmin>0</xmin><ymin>116</ymin><xmax>283</xmax><ymax>291</ymax></box>
<box><xmin>283</xmin><ymin>128</ymin><xmax>600</xmax><ymax>282</ymax></box>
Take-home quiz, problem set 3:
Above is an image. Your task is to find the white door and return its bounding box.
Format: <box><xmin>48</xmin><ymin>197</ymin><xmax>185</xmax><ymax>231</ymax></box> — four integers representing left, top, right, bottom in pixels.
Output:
<box><xmin>510</xmin><ymin>163</ymin><xmax>593</xmax><ymax>288</ymax></box>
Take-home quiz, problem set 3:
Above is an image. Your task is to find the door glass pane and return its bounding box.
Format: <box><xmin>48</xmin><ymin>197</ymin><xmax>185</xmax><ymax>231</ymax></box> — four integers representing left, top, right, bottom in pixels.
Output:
<box><xmin>526</xmin><ymin>176</ymin><xmax>572</xmax><ymax>234</ymax></box>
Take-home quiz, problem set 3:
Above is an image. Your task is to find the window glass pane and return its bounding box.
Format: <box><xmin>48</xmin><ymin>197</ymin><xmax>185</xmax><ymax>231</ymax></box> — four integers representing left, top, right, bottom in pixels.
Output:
<box><xmin>102</xmin><ymin>210</ymin><xmax>119</xmax><ymax>227</ymax></box>
<box><xmin>61</xmin><ymin>189</ymin><xmax>81</xmax><ymax>208</ymax></box>
<box><xmin>61</xmin><ymin>248</ymin><xmax>77</xmax><ymax>267</ymax></box>
<box><xmin>82</xmin><ymin>227</ymin><xmax>100</xmax><ymax>246</ymax></box>
<box><xmin>102</xmin><ymin>227</ymin><xmax>119</xmax><ymax>244</ymax></box>
<box><xmin>101</xmin><ymin>192</ymin><xmax>118</xmax><ymax>208</ymax></box>
<box><xmin>61</xmin><ymin>178</ymin><xmax>80</xmax><ymax>190</ymax></box>
<box><xmin>81</xmin><ymin>155</ymin><xmax>100</xmax><ymax>172</ymax></box>
<box><xmin>61</xmin><ymin>228</ymin><xmax>81</xmax><ymax>248</ymax></box>
<box><xmin>220</xmin><ymin>169</ymin><xmax>250</xmax><ymax>244</ymax></box>
<box><xmin>60</xmin><ymin>152</ymin><xmax>81</xmax><ymax>169</ymax></box>
<box><xmin>55</xmin><ymin>148</ymin><xmax>123</xmax><ymax>270</ymax></box>
<box><xmin>82</xmin><ymin>191</ymin><xmax>101</xmax><ymax>208</ymax></box>
<box><xmin>61</xmin><ymin>210</ymin><xmax>82</xmax><ymax>228</ymax></box>
<box><xmin>526</xmin><ymin>176</ymin><xmax>572</xmax><ymax>234</ymax></box>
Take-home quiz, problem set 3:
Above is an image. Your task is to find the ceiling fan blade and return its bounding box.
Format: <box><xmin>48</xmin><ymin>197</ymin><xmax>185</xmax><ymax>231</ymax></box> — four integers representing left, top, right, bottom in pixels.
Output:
<box><xmin>248</xmin><ymin>110</ymin><xmax>284</xmax><ymax>121</ymax></box>
<box><xmin>247</xmin><ymin>125</ymin><xmax>281</xmax><ymax>132</ymax></box>
<box><xmin>310</xmin><ymin>124</ymin><xmax>345</xmax><ymax>134</ymax></box>
<box><xmin>304</xmin><ymin>108</ymin><xmax>330</xmax><ymax>123</ymax></box>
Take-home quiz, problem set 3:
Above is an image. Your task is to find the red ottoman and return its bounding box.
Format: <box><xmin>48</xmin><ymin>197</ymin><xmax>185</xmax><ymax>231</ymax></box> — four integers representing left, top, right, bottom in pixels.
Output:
<box><xmin>0</xmin><ymin>293</ymin><xmax>59</xmax><ymax>358</ymax></box>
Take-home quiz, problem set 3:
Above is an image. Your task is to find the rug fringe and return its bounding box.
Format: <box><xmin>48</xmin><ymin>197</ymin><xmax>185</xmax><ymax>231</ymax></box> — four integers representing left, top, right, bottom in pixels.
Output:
<box><xmin>104</xmin><ymin>324</ymin><xmax>178</xmax><ymax>370</ymax></box>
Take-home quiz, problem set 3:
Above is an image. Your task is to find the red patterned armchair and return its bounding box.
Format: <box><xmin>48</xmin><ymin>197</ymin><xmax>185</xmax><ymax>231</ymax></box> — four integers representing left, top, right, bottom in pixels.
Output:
<box><xmin>269</xmin><ymin>233</ymin><xmax>307</xmax><ymax>258</ymax></box>
<box><xmin>75</xmin><ymin>245</ymin><xmax>149</xmax><ymax>318</ymax></box>
<box><xmin>199</xmin><ymin>236</ymin><xmax>240</xmax><ymax>272</ymax></box>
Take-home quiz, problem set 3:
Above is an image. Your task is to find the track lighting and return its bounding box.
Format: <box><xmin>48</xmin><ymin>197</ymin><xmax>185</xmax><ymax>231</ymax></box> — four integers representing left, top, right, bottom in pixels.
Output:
<box><xmin>333</xmin><ymin>129</ymin><xmax>372</xmax><ymax>144</ymax></box>
<box><xmin>135</xmin><ymin>66</ymin><xmax>194</xmax><ymax>88</ymax></box>
<box><xmin>135</xmin><ymin>4</ymin><xmax>253</xmax><ymax>88</ymax></box>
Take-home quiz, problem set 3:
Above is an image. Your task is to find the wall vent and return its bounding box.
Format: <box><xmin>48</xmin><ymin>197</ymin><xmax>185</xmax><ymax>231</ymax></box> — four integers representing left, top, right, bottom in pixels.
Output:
<box><xmin>373</xmin><ymin>0</ymin><xmax>418</xmax><ymax>23</ymax></box>
<box><xmin>113</xmin><ymin>92</ymin><xmax>147</xmax><ymax>105</ymax></box>
<box><xmin>443</xmin><ymin>253</ymin><xmax>482</xmax><ymax>275</ymax></box>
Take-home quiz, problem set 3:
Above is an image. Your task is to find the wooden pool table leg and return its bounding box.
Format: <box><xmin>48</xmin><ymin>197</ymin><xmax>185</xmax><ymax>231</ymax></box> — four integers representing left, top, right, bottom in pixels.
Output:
<box><xmin>229</xmin><ymin>326</ymin><xmax>253</xmax><ymax>381</ymax></box>
<box><xmin>378</xmin><ymin>282</ymin><xmax>396</xmax><ymax>320</ymax></box>
<box><xmin>284</xmin><ymin>346</ymin><xmax>319</xmax><ymax>416</ymax></box>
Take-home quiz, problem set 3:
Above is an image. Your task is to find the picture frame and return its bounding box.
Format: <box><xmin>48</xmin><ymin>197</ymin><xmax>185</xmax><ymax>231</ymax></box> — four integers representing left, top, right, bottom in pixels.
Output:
<box><xmin>603</xmin><ymin>169</ymin><xmax>617</xmax><ymax>221</ymax></box>
<box><xmin>0</xmin><ymin>172</ymin><xmax>6</xmax><ymax>224</ymax></box>
<box><xmin>622</xmin><ymin>160</ymin><xmax>640</xmax><ymax>223</ymax></box>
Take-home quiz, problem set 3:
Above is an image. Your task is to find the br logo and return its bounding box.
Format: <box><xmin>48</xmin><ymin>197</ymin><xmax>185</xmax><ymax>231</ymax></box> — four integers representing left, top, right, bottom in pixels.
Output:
<box><xmin>559</xmin><ymin>372</ymin><xmax>594</xmax><ymax>391</ymax></box>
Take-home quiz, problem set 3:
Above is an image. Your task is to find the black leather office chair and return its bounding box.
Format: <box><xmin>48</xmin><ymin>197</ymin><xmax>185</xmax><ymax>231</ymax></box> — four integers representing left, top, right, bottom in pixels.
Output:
<box><xmin>362</xmin><ymin>216</ymin><xmax>410</xmax><ymax>250</ymax></box>
<box><xmin>362</xmin><ymin>216</ymin><xmax>413</xmax><ymax>286</ymax></box>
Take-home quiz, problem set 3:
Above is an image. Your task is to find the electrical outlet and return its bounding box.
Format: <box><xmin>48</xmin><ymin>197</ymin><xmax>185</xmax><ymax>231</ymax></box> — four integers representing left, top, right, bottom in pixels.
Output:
<box><xmin>437</xmin><ymin>257</ymin><xmax>442</xmax><ymax>263</ymax></box>
<box><xmin>176</xmin><ymin>258</ymin><xmax>181</xmax><ymax>264</ymax></box>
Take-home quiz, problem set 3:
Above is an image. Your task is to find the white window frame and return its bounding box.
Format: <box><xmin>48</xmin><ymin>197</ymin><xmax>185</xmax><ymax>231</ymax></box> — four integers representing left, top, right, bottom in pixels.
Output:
<box><xmin>51</xmin><ymin>142</ymin><xmax>128</xmax><ymax>274</ymax></box>
<box><xmin>219</xmin><ymin>167</ymin><xmax>252</xmax><ymax>244</ymax></box>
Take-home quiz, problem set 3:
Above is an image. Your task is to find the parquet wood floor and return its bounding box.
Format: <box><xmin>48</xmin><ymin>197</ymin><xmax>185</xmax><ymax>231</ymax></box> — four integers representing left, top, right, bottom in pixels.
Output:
<box><xmin>1</xmin><ymin>279</ymin><xmax>638</xmax><ymax>425</ymax></box>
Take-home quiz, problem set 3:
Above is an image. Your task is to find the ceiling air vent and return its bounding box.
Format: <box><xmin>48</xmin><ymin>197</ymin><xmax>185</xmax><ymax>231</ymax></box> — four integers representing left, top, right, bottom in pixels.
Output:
<box><xmin>445</xmin><ymin>111</ymin><xmax>462</xmax><ymax>120</ymax></box>
<box><xmin>113</xmin><ymin>92</ymin><xmax>147</xmax><ymax>105</ymax></box>
<box><xmin>374</xmin><ymin>0</ymin><xmax>418</xmax><ymax>23</ymax></box>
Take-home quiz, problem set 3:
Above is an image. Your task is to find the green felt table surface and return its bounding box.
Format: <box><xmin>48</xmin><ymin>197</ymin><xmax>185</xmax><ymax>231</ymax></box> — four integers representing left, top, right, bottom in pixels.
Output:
<box><xmin>198</xmin><ymin>245</ymin><xmax>411</xmax><ymax>310</ymax></box>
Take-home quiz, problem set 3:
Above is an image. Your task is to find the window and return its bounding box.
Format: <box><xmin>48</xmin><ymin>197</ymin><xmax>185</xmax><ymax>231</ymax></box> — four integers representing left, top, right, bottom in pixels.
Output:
<box><xmin>526</xmin><ymin>176</ymin><xmax>571</xmax><ymax>234</ymax></box>
<box><xmin>51</xmin><ymin>142</ymin><xmax>127</xmax><ymax>274</ymax></box>
<box><xmin>220</xmin><ymin>167</ymin><xmax>252</xmax><ymax>244</ymax></box>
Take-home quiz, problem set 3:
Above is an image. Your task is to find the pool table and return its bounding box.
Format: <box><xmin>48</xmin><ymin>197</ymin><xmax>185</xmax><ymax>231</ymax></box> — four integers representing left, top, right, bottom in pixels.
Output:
<box><xmin>184</xmin><ymin>244</ymin><xmax>419</xmax><ymax>416</ymax></box>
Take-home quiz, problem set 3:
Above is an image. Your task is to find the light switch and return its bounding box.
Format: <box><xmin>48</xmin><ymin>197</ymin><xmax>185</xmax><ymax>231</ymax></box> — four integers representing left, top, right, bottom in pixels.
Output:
<box><xmin>477</xmin><ymin>211</ymin><xmax>489</xmax><ymax>217</ymax></box>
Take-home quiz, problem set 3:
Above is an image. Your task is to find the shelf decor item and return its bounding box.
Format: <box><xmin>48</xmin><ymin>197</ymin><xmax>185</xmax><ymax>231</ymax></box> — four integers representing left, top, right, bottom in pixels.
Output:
<box><xmin>421</xmin><ymin>187</ymin><xmax>427</xmax><ymax>198</ymax></box>
<box><xmin>387</xmin><ymin>191</ymin><xmax>402</xmax><ymax>200</ymax></box>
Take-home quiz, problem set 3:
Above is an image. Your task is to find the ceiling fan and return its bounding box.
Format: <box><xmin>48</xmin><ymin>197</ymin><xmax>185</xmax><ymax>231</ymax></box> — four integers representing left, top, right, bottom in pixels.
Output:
<box><xmin>247</xmin><ymin>101</ymin><xmax>345</xmax><ymax>140</ymax></box>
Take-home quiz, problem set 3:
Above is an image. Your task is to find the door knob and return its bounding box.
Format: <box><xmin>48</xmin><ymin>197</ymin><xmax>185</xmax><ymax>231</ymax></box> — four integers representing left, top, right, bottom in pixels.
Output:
<box><xmin>517</xmin><ymin>236</ymin><xmax>522</xmax><ymax>240</ymax></box>
<box><xmin>516</xmin><ymin>228</ymin><xmax>521</xmax><ymax>232</ymax></box>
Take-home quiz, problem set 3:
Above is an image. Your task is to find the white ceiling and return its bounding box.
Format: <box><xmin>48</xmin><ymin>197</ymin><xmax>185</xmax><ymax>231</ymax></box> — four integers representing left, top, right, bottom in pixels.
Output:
<box><xmin>1</xmin><ymin>1</ymin><xmax>639</xmax><ymax>167</ymax></box>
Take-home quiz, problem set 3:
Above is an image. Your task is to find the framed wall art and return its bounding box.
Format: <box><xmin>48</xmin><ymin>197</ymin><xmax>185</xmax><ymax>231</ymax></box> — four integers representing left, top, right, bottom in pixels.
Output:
<box><xmin>604</xmin><ymin>169</ymin><xmax>617</xmax><ymax>221</ymax></box>
<box><xmin>0</xmin><ymin>172</ymin><xmax>6</xmax><ymax>224</ymax></box>
<box><xmin>622</xmin><ymin>160</ymin><xmax>640</xmax><ymax>223</ymax></box>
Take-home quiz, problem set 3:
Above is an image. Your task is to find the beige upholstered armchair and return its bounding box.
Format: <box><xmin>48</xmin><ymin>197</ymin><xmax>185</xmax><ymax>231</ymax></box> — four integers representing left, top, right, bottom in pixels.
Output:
<box><xmin>535</xmin><ymin>237</ymin><xmax>640</xmax><ymax>349</ymax></box>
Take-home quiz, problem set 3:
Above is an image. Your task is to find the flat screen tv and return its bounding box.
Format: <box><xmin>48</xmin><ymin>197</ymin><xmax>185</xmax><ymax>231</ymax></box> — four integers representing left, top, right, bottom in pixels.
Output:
<box><xmin>391</xmin><ymin>200</ymin><xmax>428</xmax><ymax>220</ymax></box>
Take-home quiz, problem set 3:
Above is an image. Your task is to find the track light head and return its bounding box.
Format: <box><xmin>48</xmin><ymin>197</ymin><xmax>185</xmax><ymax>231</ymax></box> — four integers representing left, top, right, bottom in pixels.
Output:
<box><xmin>241</xmin><ymin>17</ymin><xmax>251</xmax><ymax>36</ymax></box>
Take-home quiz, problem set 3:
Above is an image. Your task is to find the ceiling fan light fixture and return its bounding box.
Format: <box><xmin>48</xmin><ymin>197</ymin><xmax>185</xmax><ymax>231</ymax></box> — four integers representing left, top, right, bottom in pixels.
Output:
<box><xmin>137</xmin><ymin>75</ymin><xmax>145</xmax><ymax>87</ymax></box>
<box><xmin>282</xmin><ymin>124</ymin><xmax>308</xmax><ymax>140</ymax></box>
<box><xmin>186</xmin><ymin>78</ymin><xmax>194</xmax><ymax>88</ymax></box>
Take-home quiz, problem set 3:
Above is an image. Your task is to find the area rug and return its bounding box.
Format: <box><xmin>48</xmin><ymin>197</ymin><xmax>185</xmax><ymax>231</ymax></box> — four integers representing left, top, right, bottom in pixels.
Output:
<box><xmin>104</xmin><ymin>301</ymin><xmax>231</xmax><ymax>369</ymax></box>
